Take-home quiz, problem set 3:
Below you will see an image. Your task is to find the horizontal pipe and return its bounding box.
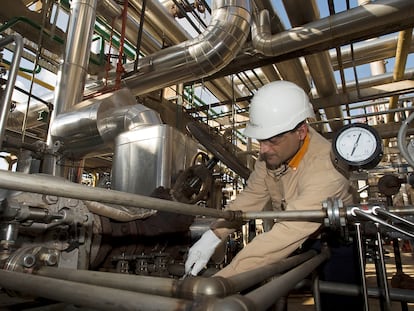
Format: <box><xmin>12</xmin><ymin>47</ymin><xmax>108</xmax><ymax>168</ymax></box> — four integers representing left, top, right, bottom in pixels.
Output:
<box><xmin>35</xmin><ymin>266</ymin><xmax>176</xmax><ymax>297</ymax></box>
<box><xmin>35</xmin><ymin>252</ymin><xmax>317</xmax><ymax>300</ymax></box>
<box><xmin>0</xmin><ymin>171</ymin><xmax>332</xmax><ymax>223</ymax></box>
<box><xmin>0</xmin><ymin>170</ymin><xmax>233</xmax><ymax>219</ymax></box>
<box><xmin>244</xmin><ymin>210</ymin><xmax>326</xmax><ymax>221</ymax></box>
<box><xmin>0</xmin><ymin>269</ymin><xmax>192</xmax><ymax>311</ymax></box>
<box><xmin>314</xmin><ymin>280</ymin><xmax>414</xmax><ymax>303</ymax></box>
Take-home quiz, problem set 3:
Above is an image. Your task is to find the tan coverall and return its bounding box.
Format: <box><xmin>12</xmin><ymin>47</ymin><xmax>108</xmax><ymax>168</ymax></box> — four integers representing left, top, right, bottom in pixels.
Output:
<box><xmin>214</xmin><ymin>127</ymin><xmax>354</xmax><ymax>278</ymax></box>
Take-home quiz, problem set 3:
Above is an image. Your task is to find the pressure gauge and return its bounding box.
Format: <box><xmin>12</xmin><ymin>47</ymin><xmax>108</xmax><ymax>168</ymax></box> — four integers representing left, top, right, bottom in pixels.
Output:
<box><xmin>332</xmin><ymin>123</ymin><xmax>383</xmax><ymax>170</ymax></box>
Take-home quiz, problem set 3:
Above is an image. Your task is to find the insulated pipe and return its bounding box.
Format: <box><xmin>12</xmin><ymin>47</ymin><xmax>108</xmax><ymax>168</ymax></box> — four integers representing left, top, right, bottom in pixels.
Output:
<box><xmin>0</xmin><ymin>34</ymin><xmax>23</xmax><ymax>149</ymax></box>
<box><xmin>251</xmin><ymin>0</ymin><xmax>414</xmax><ymax>58</ymax></box>
<box><xmin>96</xmin><ymin>0</ymin><xmax>248</xmax><ymax>113</ymax></box>
<box><xmin>118</xmin><ymin>0</ymin><xmax>251</xmax><ymax>95</ymax></box>
<box><xmin>46</xmin><ymin>0</ymin><xmax>98</xmax><ymax>146</ymax></box>
<box><xmin>397</xmin><ymin>109</ymin><xmax>414</xmax><ymax>168</ymax></box>
<box><xmin>50</xmin><ymin>88</ymin><xmax>162</xmax><ymax>157</ymax></box>
<box><xmin>0</xmin><ymin>269</ymin><xmax>192</xmax><ymax>311</ymax></box>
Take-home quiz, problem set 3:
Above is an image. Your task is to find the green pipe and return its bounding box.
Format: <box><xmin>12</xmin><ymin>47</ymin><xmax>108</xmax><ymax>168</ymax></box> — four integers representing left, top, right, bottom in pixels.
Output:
<box><xmin>1</xmin><ymin>58</ymin><xmax>41</xmax><ymax>74</ymax></box>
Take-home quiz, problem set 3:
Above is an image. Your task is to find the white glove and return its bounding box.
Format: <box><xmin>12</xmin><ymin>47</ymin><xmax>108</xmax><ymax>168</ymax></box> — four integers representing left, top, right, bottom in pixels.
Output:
<box><xmin>185</xmin><ymin>229</ymin><xmax>221</xmax><ymax>276</ymax></box>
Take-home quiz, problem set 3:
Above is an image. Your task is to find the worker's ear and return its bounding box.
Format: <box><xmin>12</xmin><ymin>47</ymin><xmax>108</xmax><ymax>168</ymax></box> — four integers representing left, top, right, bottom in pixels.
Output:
<box><xmin>296</xmin><ymin>123</ymin><xmax>308</xmax><ymax>140</ymax></box>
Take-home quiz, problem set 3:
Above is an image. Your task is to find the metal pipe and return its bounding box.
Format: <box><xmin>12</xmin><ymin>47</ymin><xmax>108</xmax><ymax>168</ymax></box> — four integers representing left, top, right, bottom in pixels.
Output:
<box><xmin>33</xmin><ymin>253</ymin><xmax>315</xmax><ymax>300</ymax></box>
<box><xmin>118</xmin><ymin>0</ymin><xmax>251</xmax><ymax>95</ymax></box>
<box><xmin>209</xmin><ymin>248</ymin><xmax>330</xmax><ymax>311</ymax></box>
<box><xmin>307</xmin><ymin>280</ymin><xmax>414</xmax><ymax>302</ymax></box>
<box><xmin>244</xmin><ymin>248</ymin><xmax>330</xmax><ymax>311</ymax></box>
<box><xmin>0</xmin><ymin>170</ymin><xmax>234</xmax><ymax>219</ymax></box>
<box><xmin>352</xmin><ymin>209</ymin><xmax>414</xmax><ymax>239</ymax></box>
<box><xmin>244</xmin><ymin>210</ymin><xmax>326</xmax><ymax>221</ymax></box>
<box><xmin>46</xmin><ymin>0</ymin><xmax>98</xmax><ymax>147</ymax></box>
<box><xmin>227</xmin><ymin>250</ymin><xmax>318</xmax><ymax>293</ymax></box>
<box><xmin>398</xmin><ymin>110</ymin><xmax>414</xmax><ymax>168</ymax></box>
<box><xmin>36</xmin><ymin>266</ymin><xmax>177</xmax><ymax>297</ymax></box>
<box><xmin>375</xmin><ymin>208</ymin><xmax>414</xmax><ymax>229</ymax></box>
<box><xmin>375</xmin><ymin>223</ymin><xmax>392</xmax><ymax>311</ymax></box>
<box><xmin>0</xmin><ymin>269</ymin><xmax>192</xmax><ymax>311</ymax></box>
<box><xmin>251</xmin><ymin>0</ymin><xmax>414</xmax><ymax>58</ymax></box>
<box><xmin>0</xmin><ymin>170</ymin><xmax>331</xmax><ymax>222</ymax></box>
<box><xmin>0</xmin><ymin>34</ymin><xmax>23</xmax><ymax>149</ymax></box>
<box><xmin>355</xmin><ymin>223</ymin><xmax>370</xmax><ymax>311</ymax></box>
<box><xmin>50</xmin><ymin>88</ymin><xmax>162</xmax><ymax>157</ymax></box>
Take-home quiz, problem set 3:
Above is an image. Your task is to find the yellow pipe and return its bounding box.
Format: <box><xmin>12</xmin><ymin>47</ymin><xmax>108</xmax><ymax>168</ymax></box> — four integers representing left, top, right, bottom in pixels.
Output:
<box><xmin>387</xmin><ymin>29</ymin><xmax>413</xmax><ymax>123</ymax></box>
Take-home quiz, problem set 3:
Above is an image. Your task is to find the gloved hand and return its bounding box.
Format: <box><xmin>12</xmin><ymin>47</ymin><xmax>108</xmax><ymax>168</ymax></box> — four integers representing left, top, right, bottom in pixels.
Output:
<box><xmin>185</xmin><ymin>229</ymin><xmax>221</xmax><ymax>276</ymax></box>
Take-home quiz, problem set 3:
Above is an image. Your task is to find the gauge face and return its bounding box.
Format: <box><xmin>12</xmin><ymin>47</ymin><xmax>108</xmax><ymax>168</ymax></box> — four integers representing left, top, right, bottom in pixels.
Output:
<box><xmin>332</xmin><ymin>123</ymin><xmax>383</xmax><ymax>169</ymax></box>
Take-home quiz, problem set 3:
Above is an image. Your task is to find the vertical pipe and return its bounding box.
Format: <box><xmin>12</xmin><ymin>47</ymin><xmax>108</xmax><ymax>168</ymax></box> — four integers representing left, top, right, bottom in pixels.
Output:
<box><xmin>375</xmin><ymin>223</ymin><xmax>392</xmax><ymax>311</ymax></box>
<box><xmin>46</xmin><ymin>0</ymin><xmax>98</xmax><ymax>147</ymax></box>
<box><xmin>0</xmin><ymin>34</ymin><xmax>23</xmax><ymax>149</ymax></box>
<box><xmin>355</xmin><ymin>222</ymin><xmax>370</xmax><ymax>311</ymax></box>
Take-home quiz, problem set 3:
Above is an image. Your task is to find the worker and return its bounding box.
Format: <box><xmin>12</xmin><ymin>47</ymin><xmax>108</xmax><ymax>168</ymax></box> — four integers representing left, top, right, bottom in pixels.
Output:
<box><xmin>185</xmin><ymin>80</ymin><xmax>355</xmax><ymax>278</ymax></box>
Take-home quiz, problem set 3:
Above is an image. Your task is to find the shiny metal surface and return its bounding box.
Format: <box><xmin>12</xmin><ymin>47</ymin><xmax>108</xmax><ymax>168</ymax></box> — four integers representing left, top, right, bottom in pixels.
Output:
<box><xmin>51</xmin><ymin>88</ymin><xmax>161</xmax><ymax>158</ymax></box>
<box><xmin>112</xmin><ymin>124</ymin><xmax>199</xmax><ymax>195</ymax></box>
<box><xmin>0</xmin><ymin>34</ymin><xmax>23</xmax><ymax>149</ymax></box>
<box><xmin>119</xmin><ymin>0</ymin><xmax>251</xmax><ymax>95</ymax></box>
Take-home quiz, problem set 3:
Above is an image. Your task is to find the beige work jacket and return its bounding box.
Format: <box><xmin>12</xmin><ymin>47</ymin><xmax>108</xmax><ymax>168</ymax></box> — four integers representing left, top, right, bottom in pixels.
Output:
<box><xmin>215</xmin><ymin>127</ymin><xmax>354</xmax><ymax>277</ymax></box>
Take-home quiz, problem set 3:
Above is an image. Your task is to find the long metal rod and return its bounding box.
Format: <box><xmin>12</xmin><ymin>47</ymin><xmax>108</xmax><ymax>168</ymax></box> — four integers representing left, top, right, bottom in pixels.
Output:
<box><xmin>0</xmin><ymin>269</ymin><xmax>192</xmax><ymax>311</ymax></box>
<box><xmin>353</xmin><ymin>209</ymin><xmax>414</xmax><ymax>238</ymax></box>
<box><xmin>376</xmin><ymin>208</ymin><xmax>414</xmax><ymax>229</ymax></box>
<box><xmin>244</xmin><ymin>210</ymin><xmax>326</xmax><ymax>221</ymax></box>
<box><xmin>0</xmin><ymin>34</ymin><xmax>23</xmax><ymax>149</ymax></box>
<box><xmin>355</xmin><ymin>222</ymin><xmax>370</xmax><ymax>311</ymax></box>
<box><xmin>375</xmin><ymin>223</ymin><xmax>392</xmax><ymax>311</ymax></box>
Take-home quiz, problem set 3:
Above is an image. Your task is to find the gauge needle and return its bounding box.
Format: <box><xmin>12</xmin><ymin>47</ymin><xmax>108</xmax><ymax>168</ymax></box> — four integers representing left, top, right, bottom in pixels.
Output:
<box><xmin>350</xmin><ymin>133</ymin><xmax>362</xmax><ymax>156</ymax></box>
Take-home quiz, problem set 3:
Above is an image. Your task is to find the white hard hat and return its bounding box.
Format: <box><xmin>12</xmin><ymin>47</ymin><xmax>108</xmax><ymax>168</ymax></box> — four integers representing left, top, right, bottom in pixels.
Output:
<box><xmin>243</xmin><ymin>80</ymin><xmax>315</xmax><ymax>140</ymax></box>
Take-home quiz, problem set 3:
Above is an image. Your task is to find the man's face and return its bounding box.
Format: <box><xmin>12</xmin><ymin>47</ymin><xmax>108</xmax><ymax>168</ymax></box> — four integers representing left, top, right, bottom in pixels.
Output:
<box><xmin>258</xmin><ymin>124</ymin><xmax>307</xmax><ymax>170</ymax></box>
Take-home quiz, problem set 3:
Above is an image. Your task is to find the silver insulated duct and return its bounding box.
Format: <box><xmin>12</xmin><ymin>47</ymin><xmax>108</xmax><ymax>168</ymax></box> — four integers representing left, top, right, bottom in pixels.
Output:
<box><xmin>51</xmin><ymin>88</ymin><xmax>162</xmax><ymax>158</ymax></box>
<box><xmin>118</xmin><ymin>0</ymin><xmax>251</xmax><ymax>95</ymax></box>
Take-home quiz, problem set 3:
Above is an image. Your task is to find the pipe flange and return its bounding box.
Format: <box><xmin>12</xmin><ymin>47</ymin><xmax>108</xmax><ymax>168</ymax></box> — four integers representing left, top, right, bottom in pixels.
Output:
<box><xmin>323</xmin><ymin>197</ymin><xmax>345</xmax><ymax>230</ymax></box>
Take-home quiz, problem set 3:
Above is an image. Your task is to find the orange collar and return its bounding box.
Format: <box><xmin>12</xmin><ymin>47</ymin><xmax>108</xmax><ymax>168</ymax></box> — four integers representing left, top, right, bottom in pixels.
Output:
<box><xmin>288</xmin><ymin>134</ymin><xmax>310</xmax><ymax>170</ymax></box>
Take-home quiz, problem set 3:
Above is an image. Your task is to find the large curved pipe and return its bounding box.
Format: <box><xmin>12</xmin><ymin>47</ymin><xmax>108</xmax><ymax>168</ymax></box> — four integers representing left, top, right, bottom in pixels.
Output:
<box><xmin>50</xmin><ymin>88</ymin><xmax>162</xmax><ymax>156</ymax></box>
<box><xmin>46</xmin><ymin>0</ymin><xmax>98</xmax><ymax>148</ymax></box>
<box><xmin>117</xmin><ymin>0</ymin><xmax>251</xmax><ymax>95</ymax></box>
<box><xmin>251</xmin><ymin>0</ymin><xmax>414</xmax><ymax>57</ymax></box>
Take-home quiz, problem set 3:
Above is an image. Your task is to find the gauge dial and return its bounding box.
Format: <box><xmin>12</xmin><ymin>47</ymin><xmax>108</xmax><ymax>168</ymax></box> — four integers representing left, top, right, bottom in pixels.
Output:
<box><xmin>332</xmin><ymin>123</ymin><xmax>383</xmax><ymax>169</ymax></box>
